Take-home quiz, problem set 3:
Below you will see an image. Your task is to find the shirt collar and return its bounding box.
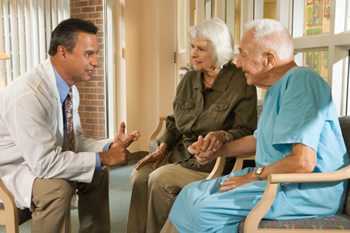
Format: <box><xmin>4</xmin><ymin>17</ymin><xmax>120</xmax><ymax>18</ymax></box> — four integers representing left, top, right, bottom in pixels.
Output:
<box><xmin>193</xmin><ymin>61</ymin><xmax>234</xmax><ymax>92</ymax></box>
<box><xmin>54</xmin><ymin>69</ymin><xmax>70</xmax><ymax>104</ymax></box>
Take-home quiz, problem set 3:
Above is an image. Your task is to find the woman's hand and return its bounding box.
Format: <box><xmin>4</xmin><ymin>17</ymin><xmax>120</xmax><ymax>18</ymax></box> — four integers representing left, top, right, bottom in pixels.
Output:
<box><xmin>194</xmin><ymin>150</ymin><xmax>217</xmax><ymax>165</ymax></box>
<box><xmin>188</xmin><ymin>131</ymin><xmax>226</xmax><ymax>155</ymax></box>
<box><xmin>135</xmin><ymin>143</ymin><xmax>167</xmax><ymax>170</ymax></box>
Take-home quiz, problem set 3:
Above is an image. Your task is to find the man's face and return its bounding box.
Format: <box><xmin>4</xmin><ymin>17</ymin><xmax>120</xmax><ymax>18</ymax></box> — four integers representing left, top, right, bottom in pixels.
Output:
<box><xmin>190</xmin><ymin>37</ymin><xmax>216</xmax><ymax>72</ymax></box>
<box><xmin>63</xmin><ymin>32</ymin><xmax>99</xmax><ymax>84</ymax></box>
<box><xmin>235</xmin><ymin>30</ymin><xmax>269</xmax><ymax>87</ymax></box>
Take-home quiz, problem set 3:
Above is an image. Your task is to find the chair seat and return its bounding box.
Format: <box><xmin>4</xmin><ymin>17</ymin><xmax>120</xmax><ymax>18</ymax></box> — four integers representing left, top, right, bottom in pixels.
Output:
<box><xmin>239</xmin><ymin>215</ymin><xmax>350</xmax><ymax>232</ymax></box>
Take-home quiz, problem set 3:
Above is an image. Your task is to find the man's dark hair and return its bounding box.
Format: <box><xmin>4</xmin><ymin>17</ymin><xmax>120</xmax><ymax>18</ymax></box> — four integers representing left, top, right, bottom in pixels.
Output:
<box><xmin>48</xmin><ymin>18</ymin><xmax>98</xmax><ymax>56</ymax></box>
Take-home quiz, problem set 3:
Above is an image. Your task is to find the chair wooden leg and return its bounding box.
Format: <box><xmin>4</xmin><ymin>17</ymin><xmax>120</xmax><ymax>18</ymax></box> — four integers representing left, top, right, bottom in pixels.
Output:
<box><xmin>5</xmin><ymin>216</ymin><xmax>19</xmax><ymax>233</ymax></box>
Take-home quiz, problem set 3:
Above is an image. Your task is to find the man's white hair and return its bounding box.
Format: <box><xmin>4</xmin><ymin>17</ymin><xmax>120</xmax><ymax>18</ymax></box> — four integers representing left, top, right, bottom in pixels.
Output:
<box><xmin>245</xmin><ymin>19</ymin><xmax>294</xmax><ymax>61</ymax></box>
<box><xmin>190</xmin><ymin>17</ymin><xmax>234</xmax><ymax>67</ymax></box>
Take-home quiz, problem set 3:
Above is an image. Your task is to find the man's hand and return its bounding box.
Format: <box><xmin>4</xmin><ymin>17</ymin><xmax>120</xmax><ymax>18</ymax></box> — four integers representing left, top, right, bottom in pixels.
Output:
<box><xmin>135</xmin><ymin>143</ymin><xmax>167</xmax><ymax>170</ymax></box>
<box><xmin>111</xmin><ymin>122</ymin><xmax>140</xmax><ymax>149</ymax></box>
<box><xmin>100</xmin><ymin>142</ymin><xmax>129</xmax><ymax>167</ymax></box>
<box><xmin>219</xmin><ymin>172</ymin><xmax>257</xmax><ymax>192</ymax></box>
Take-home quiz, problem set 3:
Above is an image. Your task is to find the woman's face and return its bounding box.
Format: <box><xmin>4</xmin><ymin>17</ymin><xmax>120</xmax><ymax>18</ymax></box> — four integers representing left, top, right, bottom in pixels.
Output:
<box><xmin>190</xmin><ymin>37</ymin><xmax>216</xmax><ymax>72</ymax></box>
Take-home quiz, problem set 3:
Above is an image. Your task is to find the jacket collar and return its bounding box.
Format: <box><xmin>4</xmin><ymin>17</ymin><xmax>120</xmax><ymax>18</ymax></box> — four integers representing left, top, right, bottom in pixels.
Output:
<box><xmin>193</xmin><ymin>61</ymin><xmax>235</xmax><ymax>92</ymax></box>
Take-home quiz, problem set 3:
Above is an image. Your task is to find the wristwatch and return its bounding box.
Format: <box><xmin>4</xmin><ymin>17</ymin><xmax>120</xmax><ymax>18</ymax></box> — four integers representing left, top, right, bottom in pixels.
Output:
<box><xmin>254</xmin><ymin>167</ymin><xmax>264</xmax><ymax>180</ymax></box>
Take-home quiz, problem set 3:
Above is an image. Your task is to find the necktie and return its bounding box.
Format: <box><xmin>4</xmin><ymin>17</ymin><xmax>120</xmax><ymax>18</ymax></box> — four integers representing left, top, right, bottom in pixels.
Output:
<box><xmin>62</xmin><ymin>88</ymin><xmax>75</xmax><ymax>151</ymax></box>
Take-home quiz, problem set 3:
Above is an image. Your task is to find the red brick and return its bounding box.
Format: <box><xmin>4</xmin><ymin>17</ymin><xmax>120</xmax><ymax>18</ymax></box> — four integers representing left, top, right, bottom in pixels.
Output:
<box><xmin>90</xmin><ymin>14</ymin><xmax>102</xmax><ymax>19</ymax></box>
<box><xmin>89</xmin><ymin>0</ymin><xmax>102</xmax><ymax>5</ymax></box>
<box><xmin>71</xmin><ymin>8</ymin><xmax>81</xmax><ymax>14</ymax></box>
<box><xmin>84</xmin><ymin>6</ymin><xmax>97</xmax><ymax>13</ymax></box>
<box><xmin>72</xmin><ymin>0</ymin><xmax>105</xmax><ymax>139</ymax></box>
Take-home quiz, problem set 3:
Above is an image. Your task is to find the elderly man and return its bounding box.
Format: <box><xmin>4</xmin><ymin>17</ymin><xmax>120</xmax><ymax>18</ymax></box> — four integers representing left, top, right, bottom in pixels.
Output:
<box><xmin>162</xmin><ymin>19</ymin><xmax>349</xmax><ymax>233</ymax></box>
<box><xmin>0</xmin><ymin>18</ymin><xmax>139</xmax><ymax>233</ymax></box>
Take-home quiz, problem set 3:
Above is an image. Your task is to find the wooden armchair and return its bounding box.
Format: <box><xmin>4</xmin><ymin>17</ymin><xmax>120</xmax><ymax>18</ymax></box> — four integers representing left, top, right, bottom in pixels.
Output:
<box><xmin>0</xmin><ymin>52</ymin><xmax>24</xmax><ymax>233</ymax></box>
<box><xmin>0</xmin><ymin>180</ymin><xmax>18</xmax><ymax>233</ymax></box>
<box><xmin>233</xmin><ymin>116</ymin><xmax>350</xmax><ymax>233</ymax></box>
<box><xmin>0</xmin><ymin>179</ymin><xmax>31</xmax><ymax>233</ymax></box>
<box><xmin>207</xmin><ymin>117</ymin><xmax>350</xmax><ymax>232</ymax></box>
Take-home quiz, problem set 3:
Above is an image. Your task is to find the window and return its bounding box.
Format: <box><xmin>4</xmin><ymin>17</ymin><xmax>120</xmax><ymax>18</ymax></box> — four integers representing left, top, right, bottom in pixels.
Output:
<box><xmin>205</xmin><ymin>0</ymin><xmax>214</xmax><ymax>19</ymax></box>
<box><xmin>295</xmin><ymin>49</ymin><xmax>329</xmax><ymax>82</ymax></box>
<box><xmin>290</xmin><ymin>0</ymin><xmax>350</xmax><ymax>115</ymax></box>
<box><xmin>263</xmin><ymin>0</ymin><xmax>277</xmax><ymax>19</ymax></box>
<box><xmin>346</xmin><ymin>51</ymin><xmax>350</xmax><ymax>115</ymax></box>
<box><xmin>225</xmin><ymin>0</ymin><xmax>241</xmax><ymax>47</ymax></box>
<box><xmin>293</xmin><ymin>0</ymin><xmax>331</xmax><ymax>37</ymax></box>
<box><xmin>0</xmin><ymin>0</ymin><xmax>69</xmax><ymax>88</ymax></box>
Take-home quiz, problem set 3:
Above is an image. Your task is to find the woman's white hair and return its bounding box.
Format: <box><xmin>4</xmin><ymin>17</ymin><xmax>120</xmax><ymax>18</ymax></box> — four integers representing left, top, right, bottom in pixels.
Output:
<box><xmin>245</xmin><ymin>19</ymin><xmax>294</xmax><ymax>61</ymax></box>
<box><xmin>190</xmin><ymin>17</ymin><xmax>234</xmax><ymax>68</ymax></box>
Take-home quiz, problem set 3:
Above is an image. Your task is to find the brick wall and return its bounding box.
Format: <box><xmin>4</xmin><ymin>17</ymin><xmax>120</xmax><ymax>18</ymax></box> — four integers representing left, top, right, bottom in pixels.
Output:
<box><xmin>70</xmin><ymin>0</ymin><xmax>106</xmax><ymax>139</ymax></box>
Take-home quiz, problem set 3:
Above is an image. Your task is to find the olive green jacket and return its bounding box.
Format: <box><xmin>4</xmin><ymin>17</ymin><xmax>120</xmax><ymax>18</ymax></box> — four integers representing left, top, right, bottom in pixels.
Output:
<box><xmin>158</xmin><ymin>62</ymin><xmax>257</xmax><ymax>172</ymax></box>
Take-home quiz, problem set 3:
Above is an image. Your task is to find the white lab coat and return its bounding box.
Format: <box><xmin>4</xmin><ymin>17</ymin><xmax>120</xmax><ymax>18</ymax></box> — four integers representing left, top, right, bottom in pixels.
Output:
<box><xmin>0</xmin><ymin>59</ymin><xmax>110</xmax><ymax>209</ymax></box>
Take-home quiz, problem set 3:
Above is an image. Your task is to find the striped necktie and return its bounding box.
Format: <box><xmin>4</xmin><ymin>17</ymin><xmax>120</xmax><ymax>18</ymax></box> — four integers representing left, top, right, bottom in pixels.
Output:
<box><xmin>62</xmin><ymin>88</ymin><xmax>75</xmax><ymax>151</ymax></box>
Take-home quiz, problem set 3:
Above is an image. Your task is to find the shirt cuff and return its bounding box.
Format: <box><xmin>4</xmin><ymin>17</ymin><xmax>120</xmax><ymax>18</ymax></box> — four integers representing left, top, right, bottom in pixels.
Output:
<box><xmin>96</xmin><ymin>153</ymin><xmax>102</xmax><ymax>171</ymax></box>
<box><xmin>103</xmin><ymin>142</ymin><xmax>112</xmax><ymax>152</ymax></box>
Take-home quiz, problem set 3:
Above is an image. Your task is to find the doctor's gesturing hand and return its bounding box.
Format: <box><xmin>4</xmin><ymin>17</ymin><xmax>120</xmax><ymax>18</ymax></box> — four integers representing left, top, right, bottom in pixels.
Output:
<box><xmin>100</xmin><ymin>122</ymin><xmax>140</xmax><ymax>167</ymax></box>
<box><xmin>112</xmin><ymin>122</ymin><xmax>140</xmax><ymax>148</ymax></box>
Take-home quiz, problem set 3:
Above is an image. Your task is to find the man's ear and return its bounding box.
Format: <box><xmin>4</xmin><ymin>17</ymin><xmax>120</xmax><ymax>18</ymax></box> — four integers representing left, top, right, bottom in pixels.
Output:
<box><xmin>57</xmin><ymin>45</ymin><xmax>67</xmax><ymax>58</ymax></box>
<box><xmin>263</xmin><ymin>51</ymin><xmax>277</xmax><ymax>69</ymax></box>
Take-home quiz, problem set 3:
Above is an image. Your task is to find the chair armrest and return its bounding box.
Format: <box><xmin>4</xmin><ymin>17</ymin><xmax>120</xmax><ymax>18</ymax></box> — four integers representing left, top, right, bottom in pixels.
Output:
<box><xmin>207</xmin><ymin>154</ymin><xmax>256</xmax><ymax>180</ymax></box>
<box><xmin>0</xmin><ymin>180</ymin><xmax>16</xmax><ymax>210</ymax></box>
<box><xmin>232</xmin><ymin>155</ymin><xmax>255</xmax><ymax>172</ymax></box>
<box><xmin>150</xmin><ymin>116</ymin><xmax>166</xmax><ymax>142</ymax></box>
<box><xmin>0</xmin><ymin>179</ymin><xmax>18</xmax><ymax>226</ymax></box>
<box><xmin>244</xmin><ymin>165</ymin><xmax>350</xmax><ymax>233</ymax></box>
<box><xmin>206</xmin><ymin>156</ymin><xmax>226</xmax><ymax>180</ymax></box>
<box><xmin>269</xmin><ymin>165</ymin><xmax>350</xmax><ymax>184</ymax></box>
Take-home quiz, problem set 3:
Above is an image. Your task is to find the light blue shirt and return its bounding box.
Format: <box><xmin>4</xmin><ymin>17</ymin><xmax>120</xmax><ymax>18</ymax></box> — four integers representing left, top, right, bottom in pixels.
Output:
<box><xmin>169</xmin><ymin>67</ymin><xmax>349</xmax><ymax>233</ymax></box>
<box><xmin>54</xmin><ymin>70</ymin><xmax>108</xmax><ymax>169</ymax></box>
<box><xmin>255</xmin><ymin>66</ymin><xmax>348</xmax><ymax>218</ymax></box>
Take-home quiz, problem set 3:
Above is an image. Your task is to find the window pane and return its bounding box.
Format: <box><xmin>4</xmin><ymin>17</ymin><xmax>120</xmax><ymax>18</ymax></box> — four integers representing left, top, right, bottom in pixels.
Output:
<box><xmin>293</xmin><ymin>0</ymin><xmax>331</xmax><ymax>37</ymax></box>
<box><xmin>295</xmin><ymin>49</ymin><xmax>329</xmax><ymax>83</ymax></box>
<box><xmin>263</xmin><ymin>0</ymin><xmax>277</xmax><ymax>19</ymax></box>
<box><xmin>205</xmin><ymin>0</ymin><xmax>212</xmax><ymax>19</ymax></box>
<box><xmin>190</xmin><ymin>0</ymin><xmax>196</xmax><ymax>26</ymax></box>
<box><xmin>226</xmin><ymin>0</ymin><xmax>241</xmax><ymax>47</ymax></box>
<box><xmin>347</xmin><ymin>1</ymin><xmax>350</xmax><ymax>31</ymax></box>
<box><xmin>333</xmin><ymin>0</ymin><xmax>350</xmax><ymax>33</ymax></box>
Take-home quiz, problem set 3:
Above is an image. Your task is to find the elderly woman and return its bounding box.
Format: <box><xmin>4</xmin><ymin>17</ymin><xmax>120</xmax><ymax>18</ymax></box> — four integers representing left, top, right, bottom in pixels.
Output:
<box><xmin>127</xmin><ymin>18</ymin><xmax>257</xmax><ymax>233</ymax></box>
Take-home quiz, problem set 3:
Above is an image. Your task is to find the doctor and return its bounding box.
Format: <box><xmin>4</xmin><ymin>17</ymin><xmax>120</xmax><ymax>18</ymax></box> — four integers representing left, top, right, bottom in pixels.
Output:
<box><xmin>0</xmin><ymin>18</ymin><xmax>139</xmax><ymax>233</ymax></box>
